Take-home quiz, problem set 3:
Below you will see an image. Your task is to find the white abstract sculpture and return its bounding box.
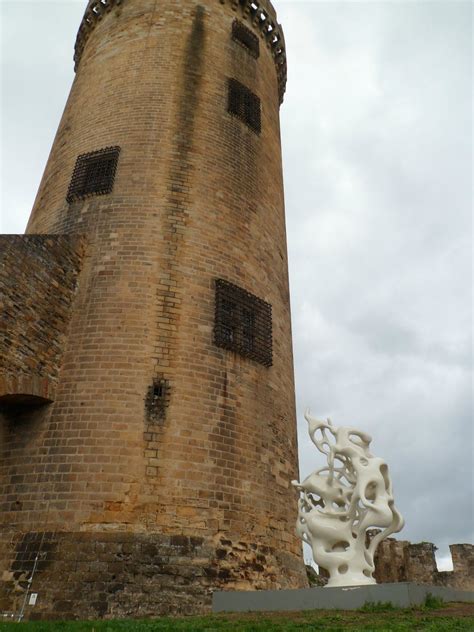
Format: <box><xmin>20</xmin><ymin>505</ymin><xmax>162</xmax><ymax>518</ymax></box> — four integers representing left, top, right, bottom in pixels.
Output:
<box><xmin>293</xmin><ymin>411</ymin><xmax>404</xmax><ymax>588</ymax></box>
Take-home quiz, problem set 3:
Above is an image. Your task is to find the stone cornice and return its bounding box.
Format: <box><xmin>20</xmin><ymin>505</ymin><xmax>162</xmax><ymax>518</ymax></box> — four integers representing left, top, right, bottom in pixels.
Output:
<box><xmin>74</xmin><ymin>0</ymin><xmax>287</xmax><ymax>103</ymax></box>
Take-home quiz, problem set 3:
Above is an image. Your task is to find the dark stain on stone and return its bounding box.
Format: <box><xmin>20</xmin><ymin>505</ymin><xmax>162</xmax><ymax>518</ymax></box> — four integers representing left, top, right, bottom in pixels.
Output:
<box><xmin>12</xmin><ymin>532</ymin><xmax>57</xmax><ymax>574</ymax></box>
<box><xmin>172</xmin><ymin>5</ymin><xmax>206</xmax><ymax>176</ymax></box>
<box><xmin>170</xmin><ymin>535</ymin><xmax>189</xmax><ymax>547</ymax></box>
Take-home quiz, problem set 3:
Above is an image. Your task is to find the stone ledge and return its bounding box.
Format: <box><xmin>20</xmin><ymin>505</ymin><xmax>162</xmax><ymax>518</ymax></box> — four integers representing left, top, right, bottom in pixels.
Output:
<box><xmin>0</xmin><ymin>374</ymin><xmax>55</xmax><ymax>405</ymax></box>
<box><xmin>213</xmin><ymin>582</ymin><xmax>474</xmax><ymax>613</ymax></box>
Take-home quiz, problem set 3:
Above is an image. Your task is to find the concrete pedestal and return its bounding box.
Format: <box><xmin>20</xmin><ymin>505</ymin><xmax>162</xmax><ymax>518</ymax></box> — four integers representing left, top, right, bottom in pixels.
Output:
<box><xmin>213</xmin><ymin>582</ymin><xmax>474</xmax><ymax>613</ymax></box>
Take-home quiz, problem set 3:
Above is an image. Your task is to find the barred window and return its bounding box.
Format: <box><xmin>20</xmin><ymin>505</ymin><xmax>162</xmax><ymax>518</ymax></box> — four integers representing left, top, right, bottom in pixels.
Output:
<box><xmin>214</xmin><ymin>279</ymin><xmax>272</xmax><ymax>367</ymax></box>
<box><xmin>232</xmin><ymin>20</ymin><xmax>260</xmax><ymax>58</ymax></box>
<box><xmin>227</xmin><ymin>79</ymin><xmax>261</xmax><ymax>135</ymax></box>
<box><xmin>67</xmin><ymin>146</ymin><xmax>120</xmax><ymax>203</ymax></box>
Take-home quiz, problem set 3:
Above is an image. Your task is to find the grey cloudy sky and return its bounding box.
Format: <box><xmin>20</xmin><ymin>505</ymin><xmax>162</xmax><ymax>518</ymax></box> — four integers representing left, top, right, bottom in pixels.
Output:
<box><xmin>1</xmin><ymin>1</ymin><xmax>472</xmax><ymax>571</ymax></box>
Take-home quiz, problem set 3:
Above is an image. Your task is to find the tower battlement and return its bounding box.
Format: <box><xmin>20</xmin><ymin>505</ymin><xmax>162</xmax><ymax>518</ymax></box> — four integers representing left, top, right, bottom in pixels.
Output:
<box><xmin>74</xmin><ymin>0</ymin><xmax>287</xmax><ymax>102</ymax></box>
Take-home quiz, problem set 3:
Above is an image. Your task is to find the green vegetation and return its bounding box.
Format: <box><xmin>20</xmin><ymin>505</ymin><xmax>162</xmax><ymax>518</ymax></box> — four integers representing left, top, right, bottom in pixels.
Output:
<box><xmin>359</xmin><ymin>600</ymin><xmax>397</xmax><ymax>612</ymax></box>
<box><xmin>359</xmin><ymin>593</ymin><xmax>448</xmax><ymax>615</ymax></box>
<box><xmin>424</xmin><ymin>593</ymin><xmax>446</xmax><ymax>610</ymax></box>
<box><xmin>0</xmin><ymin>606</ymin><xmax>473</xmax><ymax>632</ymax></box>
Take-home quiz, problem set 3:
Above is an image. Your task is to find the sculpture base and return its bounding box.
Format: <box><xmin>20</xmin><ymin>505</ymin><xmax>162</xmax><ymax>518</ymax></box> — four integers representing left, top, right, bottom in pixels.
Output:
<box><xmin>213</xmin><ymin>582</ymin><xmax>474</xmax><ymax>613</ymax></box>
<box><xmin>326</xmin><ymin>576</ymin><xmax>376</xmax><ymax>588</ymax></box>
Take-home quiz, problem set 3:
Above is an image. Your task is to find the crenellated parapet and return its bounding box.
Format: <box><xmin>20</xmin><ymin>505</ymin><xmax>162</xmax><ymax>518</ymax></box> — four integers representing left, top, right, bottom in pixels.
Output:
<box><xmin>219</xmin><ymin>0</ymin><xmax>287</xmax><ymax>103</ymax></box>
<box><xmin>73</xmin><ymin>0</ymin><xmax>123</xmax><ymax>72</ymax></box>
<box><xmin>74</xmin><ymin>0</ymin><xmax>287</xmax><ymax>102</ymax></box>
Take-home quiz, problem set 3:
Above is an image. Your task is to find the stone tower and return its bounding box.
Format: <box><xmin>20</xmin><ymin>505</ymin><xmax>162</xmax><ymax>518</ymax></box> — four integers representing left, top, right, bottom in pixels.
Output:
<box><xmin>0</xmin><ymin>0</ymin><xmax>306</xmax><ymax>619</ymax></box>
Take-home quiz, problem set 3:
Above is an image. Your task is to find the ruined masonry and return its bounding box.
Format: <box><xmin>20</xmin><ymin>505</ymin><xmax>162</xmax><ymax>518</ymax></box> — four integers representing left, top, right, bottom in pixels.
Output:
<box><xmin>309</xmin><ymin>536</ymin><xmax>474</xmax><ymax>592</ymax></box>
<box><xmin>0</xmin><ymin>0</ymin><xmax>307</xmax><ymax>620</ymax></box>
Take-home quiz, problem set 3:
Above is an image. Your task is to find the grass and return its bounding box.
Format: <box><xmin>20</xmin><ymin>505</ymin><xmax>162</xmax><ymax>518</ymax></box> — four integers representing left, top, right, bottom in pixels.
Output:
<box><xmin>359</xmin><ymin>594</ymin><xmax>446</xmax><ymax>613</ymax></box>
<box><xmin>0</xmin><ymin>605</ymin><xmax>473</xmax><ymax>632</ymax></box>
<box><xmin>359</xmin><ymin>601</ymin><xmax>397</xmax><ymax>612</ymax></box>
<box><xmin>424</xmin><ymin>594</ymin><xmax>446</xmax><ymax>610</ymax></box>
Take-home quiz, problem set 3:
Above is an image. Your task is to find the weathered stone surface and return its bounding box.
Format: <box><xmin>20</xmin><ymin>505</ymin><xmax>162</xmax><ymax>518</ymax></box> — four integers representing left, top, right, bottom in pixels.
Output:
<box><xmin>0</xmin><ymin>530</ymin><xmax>305</xmax><ymax>620</ymax></box>
<box><xmin>450</xmin><ymin>544</ymin><xmax>474</xmax><ymax>590</ymax></box>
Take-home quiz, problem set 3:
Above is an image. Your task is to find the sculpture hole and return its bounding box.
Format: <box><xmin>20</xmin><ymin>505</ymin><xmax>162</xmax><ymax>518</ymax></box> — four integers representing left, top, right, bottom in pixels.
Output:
<box><xmin>365</xmin><ymin>482</ymin><xmax>377</xmax><ymax>501</ymax></box>
<box><xmin>363</xmin><ymin>569</ymin><xmax>371</xmax><ymax>577</ymax></box>
<box><xmin>338</xmin><ymin>564</ymin><xmax>349</xmax><ymax>574</ymax></box>
<box><xmin>349</xmin><ymin>433</ymin><xmax>365</xmax><ymax>447</ymax></box>
<box><xmin>308</xmin><ymin>493</ymin><xmax>322</xmax><ymax>508</ymax></box>
<box><xmin>360</xmin><ymin>457</ymin><xmax>369</xmax><ymax>466</ymax></box>
<box><xmin>314</xmin><ymin>429</ymin><xmax>324</xmax><ymax>441</ymax></box>
<box><xmin>332</xmin><ymin>541</ymin><xmax>350</xmax><ymax>552</ymax></box>
<box><xmin>380</xmin><ymin>463</ymin><xmax>390</xmax><ymax>489</ymax></box>
<box><xmin>352</xmin><ymin>532</ymin><xmax>357</xmax><ymax>539</ymax></box>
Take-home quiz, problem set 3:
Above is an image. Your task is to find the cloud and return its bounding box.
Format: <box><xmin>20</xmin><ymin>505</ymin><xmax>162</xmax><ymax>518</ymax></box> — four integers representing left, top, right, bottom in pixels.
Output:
<box><xmin>279</xmin><ymin>0</ymin><xmax>472</xmax><ymax>563</ymax></box>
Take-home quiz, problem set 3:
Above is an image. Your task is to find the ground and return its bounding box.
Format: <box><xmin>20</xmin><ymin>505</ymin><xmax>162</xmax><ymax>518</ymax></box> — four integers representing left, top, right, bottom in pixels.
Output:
<box><xmin>0</xmin><ymin>603</ymin><xmax>473</xmax><ymax>631</ymax></box>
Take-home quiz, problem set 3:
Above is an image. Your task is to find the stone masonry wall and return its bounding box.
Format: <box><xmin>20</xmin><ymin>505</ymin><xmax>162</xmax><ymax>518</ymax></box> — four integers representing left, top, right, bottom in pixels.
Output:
<box><xmin>373</xmin><ymin>538</ymin><xmax>438</xmax><ymax>584</ymax></box>
<box><xmin>0</xmin><ymin>529</ymin><xmax>304</xmax><ymax>620</ymax></box>
<box><xmin>374</xmin><ymin>539</ymin><xmax>474</xmax><ymax>591</ymax></box>
<box><xmin>448</xmin><ymin>544</ymin><xmax>474</xmax><ymax>590</ymax></box>
<box><xmin>0</xmin><ymin>235</ymin><xmax>85</xmax><ymax>404</ymax></box>
<box><xmin>308</xmin><ymin>538</ymin><xmax>473</xmax><ymax>591</ymax></box>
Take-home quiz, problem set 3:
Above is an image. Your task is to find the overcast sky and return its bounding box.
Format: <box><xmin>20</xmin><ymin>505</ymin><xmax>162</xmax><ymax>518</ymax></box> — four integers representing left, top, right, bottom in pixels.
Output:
<box><xmin>1</xmin><ymin>1</ymin><xmax>472</xmax><ymax>572</ymax></box>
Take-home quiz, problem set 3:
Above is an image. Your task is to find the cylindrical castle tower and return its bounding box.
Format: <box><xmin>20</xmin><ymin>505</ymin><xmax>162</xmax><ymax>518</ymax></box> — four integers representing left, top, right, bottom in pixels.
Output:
<box><xmin>0</xmin><ymin>0</ymin><xmax>306</xmax><ymax>618</ymax></box>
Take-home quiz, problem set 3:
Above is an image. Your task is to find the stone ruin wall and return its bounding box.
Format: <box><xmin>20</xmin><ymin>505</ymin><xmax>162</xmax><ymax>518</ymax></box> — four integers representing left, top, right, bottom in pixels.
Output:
<box><xmin>376</xmin><ymin>540</ymin><xmax>474</xmax><ymax>591</ymax></box>
<box><xmin>307</xmin><ymin>536</ymin><xmax>474</xmax><ymax>591</ymax></box>
<box><xmin>373</xmin><ymin>539</ymin><xmax>474</xmax><ymax>590</ymax></box>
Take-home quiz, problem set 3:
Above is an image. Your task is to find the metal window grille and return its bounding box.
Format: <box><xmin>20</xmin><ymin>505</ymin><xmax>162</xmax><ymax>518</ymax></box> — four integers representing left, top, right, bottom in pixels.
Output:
<box><xmin>67</xmin><ymin>146</ymin><xmax>120</xmax><ymax>203</ymax></box>
<box><xmin>227</xmin><ymin>79</ymin><xmax>261</xmax><ymax>135</ymax></box>
<box><xmin>214</xmin><ymin>279</ymin><xmax>272</xmax><ymax>367</ymax></box>
<box><xmin>232</xmin><ymin>19</ymin><xmax>260</xmax><ymax>58</ymax></box>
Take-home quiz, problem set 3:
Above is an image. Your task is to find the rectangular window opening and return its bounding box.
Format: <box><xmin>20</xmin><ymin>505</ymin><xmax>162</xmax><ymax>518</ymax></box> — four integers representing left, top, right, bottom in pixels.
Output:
<box><xmin>67</xmin><ymin>146</ymin><xmax>120</xmax><ymax>203</ymax></box>
<box><xmin>214</xmin><ymin>279</ymin><xmax>272</xmax><ymax>367</ymax></box>
<box><xmin>227</xmin><ymin>78</ymin><xmax>261</xmax><ymax>135</ymax></box>
<box><xmin>232</xmin><ymin>20</ymin><xmax>260</xmax><ymax>58</ymax></box>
